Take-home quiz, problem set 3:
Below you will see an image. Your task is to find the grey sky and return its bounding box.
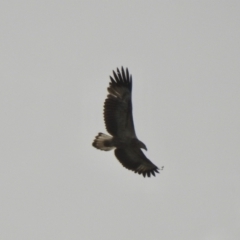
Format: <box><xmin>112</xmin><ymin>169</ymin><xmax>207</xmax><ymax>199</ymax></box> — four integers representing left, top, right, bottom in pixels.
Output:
<box><xmin>1</xmin><ymin>1</ymin><xmax>240</xmax><ymax>240</ymax></box>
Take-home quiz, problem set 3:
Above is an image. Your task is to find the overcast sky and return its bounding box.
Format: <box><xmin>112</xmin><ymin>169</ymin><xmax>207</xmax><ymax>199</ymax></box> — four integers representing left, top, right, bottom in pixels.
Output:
<box><xmin>1</xmin><ymin>1</ymin><xmax>240</xmax><ymax>240</ymax></box>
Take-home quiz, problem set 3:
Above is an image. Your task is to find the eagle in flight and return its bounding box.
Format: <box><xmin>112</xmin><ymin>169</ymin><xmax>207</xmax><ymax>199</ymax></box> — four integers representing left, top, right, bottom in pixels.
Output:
<box><xmin>92</xmin><ymin>67</ymin><xmax>162</xmax><ymax>177</ymax></box>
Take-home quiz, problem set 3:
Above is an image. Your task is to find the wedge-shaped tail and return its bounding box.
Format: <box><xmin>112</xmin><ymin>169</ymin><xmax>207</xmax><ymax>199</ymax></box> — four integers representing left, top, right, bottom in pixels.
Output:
<box><xmin>92</xmin><ymin>133</ymin><xmax>115</xmax><ymax>151</ymax></box>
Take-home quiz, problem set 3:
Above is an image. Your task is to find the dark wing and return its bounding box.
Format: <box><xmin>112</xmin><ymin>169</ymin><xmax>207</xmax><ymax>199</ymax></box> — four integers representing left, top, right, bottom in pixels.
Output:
<box><xmin>114</xmin><ymin>148</ymin><xmax>159</xmax><ymax>177</ymax></box>
<box><xmin>104</xmin><ymin>67</ymin><xmax>136</xmax><ymax>138</ymax></box>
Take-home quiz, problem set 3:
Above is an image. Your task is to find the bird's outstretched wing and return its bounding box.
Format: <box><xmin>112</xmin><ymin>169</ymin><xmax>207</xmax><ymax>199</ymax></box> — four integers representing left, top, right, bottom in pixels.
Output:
<box><xmin>104</xmin><ymin>67</ymin><xmax>136</xmax><ymax>138</ymax></box>
<box><xmin>115</xmin><ymin>148</ymin><xmax>159</xmax><ymax>177</ymax></box>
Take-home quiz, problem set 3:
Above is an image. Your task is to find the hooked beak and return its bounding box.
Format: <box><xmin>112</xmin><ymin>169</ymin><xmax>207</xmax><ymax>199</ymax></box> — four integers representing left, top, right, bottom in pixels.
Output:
<box><xmin>143</xmin><ymin>145</ymin><xmax>147</xmax><ymax>151</ymax></box>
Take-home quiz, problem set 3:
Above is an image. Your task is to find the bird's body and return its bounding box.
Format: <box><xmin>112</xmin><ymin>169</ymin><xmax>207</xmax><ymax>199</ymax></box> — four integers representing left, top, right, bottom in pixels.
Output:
<box><xmin>92</xmin><ymin>67</ymin><xmax>161</xmax><ymax>177</ymax></box>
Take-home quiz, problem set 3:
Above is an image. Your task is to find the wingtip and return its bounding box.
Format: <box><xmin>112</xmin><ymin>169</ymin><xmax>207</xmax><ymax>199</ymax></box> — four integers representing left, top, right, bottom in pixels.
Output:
<box><xmin>140</xmin><ymin>167</ymin><xmax>162</xmax><ymax>178</ymax></box>
<box><xmin>108</xmin><ymin>67</ymin><xmax>132</xmax><ymax>91</ymax></box>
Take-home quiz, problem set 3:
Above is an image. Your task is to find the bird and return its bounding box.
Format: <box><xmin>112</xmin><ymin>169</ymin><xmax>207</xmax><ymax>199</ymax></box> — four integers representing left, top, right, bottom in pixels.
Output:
<box><xmin>92</xmin><ymin>67</ymin><xmax>162</xmax><ymax>177</ymax></box>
